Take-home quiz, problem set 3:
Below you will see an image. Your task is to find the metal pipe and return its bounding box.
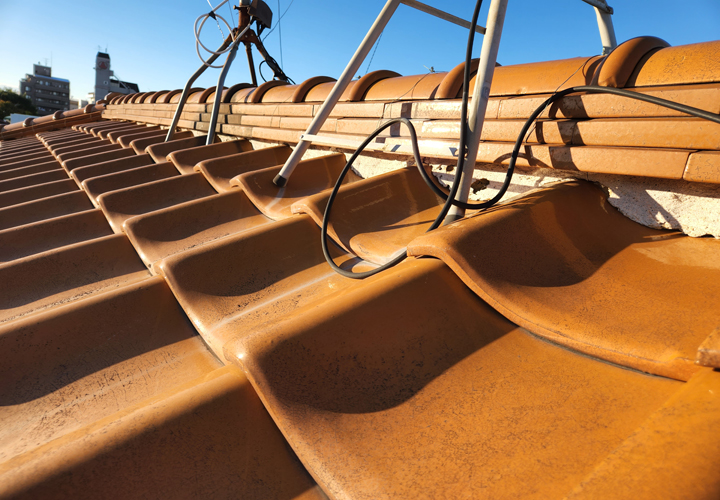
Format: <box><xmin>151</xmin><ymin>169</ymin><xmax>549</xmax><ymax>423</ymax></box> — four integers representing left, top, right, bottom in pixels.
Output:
<box><xmin>210</xmin><ymin>0</ymin><xmax>231</xmax><ymax>14</ymax></box>
<box><xmin>166</xmin><ymin>36</ymin><xmax>231</xmax><ymax>142</ymax></box>
<box><xmin>206</xmin><ymin>38</ymin><xmax>242</xmax><ymax>144</ymax></box>
<box><xmin>581</xmin><ymin>0</ymin><xmax>612</xmax><ymax>15</ymax></box>
<box><xmin>446</xmin><ymin>0</ymin><xmax>508</xmax><ymax>221</ymax></box>
<box><xmin>246</xmin><ymin>43</ymin><xmax>258</xmax><ymax>86</ymax></box>
<box><xmin>273</xmin><ymin>0</ymin><xmax>401</xmax><ymax>187</ymax></box>
<box><xmin>167</xmin><ymin>22</ymin><xmax>253</xmax><ymax>143</ymax></box>
<box><xmin>594</xmin><ymin>6</ymin><xmax>617</xmax><ymax>54</ymax></box>
<box><xmin>400</xmin><ymin>0</ymin><xmax>486</xmax><ymax>34</ymax></box>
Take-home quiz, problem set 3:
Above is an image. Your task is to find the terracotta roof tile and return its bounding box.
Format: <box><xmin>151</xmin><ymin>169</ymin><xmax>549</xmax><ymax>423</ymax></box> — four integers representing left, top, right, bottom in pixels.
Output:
<box><xmin>129</xmin><ymin>130</ymin><xmax>194</xmax><ymax>154</ymax></box>
<box><xmin>158</xmin><ymin>215</ymin><xmax>361</xmax><ymax>358</ymax></box>
<box><xmin>62</xmin><ymin>148</ymin><xmax>137</xmax><ymax>172</ymax></box>
<box><xmin>0</xmin><ymin>35</ymin><xmax>719</xmax><ymax>498</ymax></box>
<box><xmin>223</xmin><ymin>83</ymin><xmax>254</xmax><ymax>102</ymax></box>
<box><xmin>0</xmin><ymin>169</ymin><xmax>69</xmax><ymax>192</ymax></box>
<box><xmin>71</xmin><ymin>154</ymin><xmax>155</xmax><ymax>184</ymax></box>
<box><xmin>194</xmin><ymin>145</ymin><xmax>291</xmax><ymax>192</ymax></box>
<box><xmin>684</xmin><ymin>151</ymin><xmax>720</xmax><ymax>183</ymax></box>
<box><xmin>0</xmin><ymin>179</ymin><xmax>78</xmax><ymax>209</ymax></box>
<box><xmin>116</xmin><ymin>128</ymin><xmax>167</xmax><ymax>148</ymax></box>
<box><xmin>167</xmin><ymin>139</ymin><xmax>253</xmax><ymax>174</ymax></box>
<box><xmin>228</xmin><ymin>257</ymin><xmax>681</xmax><ymax>500</ymax></box>
<box><xmin>145</xmin><ymin>135</ymin><xmax>210</xmax><ymax>162</ymax></box>
<box><xmin>0</xmin><ymin>233</ymin><xmax>149</xmax><ymax>324</ymax></box>
<box><xmin>0</xmin><ymin>190</ymin><xmax>93</xmax><ymax>230</ymax></box>
<box><xmin>125</xmin><ymin>189</ymin><xmax>270</xmax><ymax>270</ymax></box>
<box><xmin>291</xmin><ymin>76</ymin><xmax>336</xmax><ymax>103</ymax></box>
<box><xmin>0</xmin><ymin>162</ymin><xmax>62</xmax><ymax>182</ymax></box>
<box><xmin>628</xmin><ymin>40</ymin><xmax>720</xmax><ymax>87</ymax></box>
<box><xmin>407</xmin><ymin>180</ymin><xmax>720</xmax><ymax>380</ymax></box>
<box><xmin>82</xmin><ymin>162</ymin><xmax>181</xmax><ymax>203</ymax></box>
<box><xmin>363</xmin><ymin>72</ymin><xmax>447</xmax><ymax>101</ymax></box>
<box><xmin>292</xmin><ymin>168</ymin><xmax>442</xmax><ymax>265</ymax></box>
<box><xmin>231</xmin><ymin>153</ymin><xmax>353</xmax><ymax>220</ymax></box>
<box><xmin>97</xmin><ymin>172</ymin><xmax>217</xmax><ymax>233</ymax></box>
<box><xmin>0</xmin><ymin>209</ymin><xmax>112</xmax><ymax>263</ymax></box>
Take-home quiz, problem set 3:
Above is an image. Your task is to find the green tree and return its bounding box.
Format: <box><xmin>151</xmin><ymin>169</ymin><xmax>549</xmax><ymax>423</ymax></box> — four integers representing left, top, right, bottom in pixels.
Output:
<box><xmin>0</xmin><ymin>88</ymin><xmax>37</xmax><ymax>120</ymax></box>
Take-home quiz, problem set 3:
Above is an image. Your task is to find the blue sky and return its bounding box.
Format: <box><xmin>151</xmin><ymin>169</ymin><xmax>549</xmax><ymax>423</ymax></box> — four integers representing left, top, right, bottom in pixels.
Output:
<box><xmin>1</xmin><ymin>0</ymin><xmax>718</xmax><ymax>100</ymax></box>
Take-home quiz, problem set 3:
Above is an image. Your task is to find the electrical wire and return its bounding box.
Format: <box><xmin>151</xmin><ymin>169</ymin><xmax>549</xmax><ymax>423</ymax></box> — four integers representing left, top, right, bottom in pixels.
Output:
<box><xmin>194</xmin><ymin>0</ymin><xmax>237</xmax><ymax>69</ymax></box>
<box><xmin>261</xmin><ymin>0</ymin><xmax>296</xmax><ymax>41</ymax></box>
<box><xmin>194</xmin><ymin>13</ymin><xmax>235</xmax><ymax>67</ymax></box>
<box><xmin>522</xmin><ymin>57</ymin><xmax>592</xmax><ymax>154</ymax></box>
<box><xmin>363</xmin><ymin>30</ymin><xmax>384</xmax><ymax>77</ymax></box>
<box><xmin>259</xmin><ymin>60</ymin><xmax>269</xmax><ymax>82</ymax></box>
<box><xmin>255</xmin><ymin>0</ymin><xmax>295</xmax><ymax>83</ymax></box>
<box><xmin>322</xmin><ymin>0</ymin><xmax>720</xmax><ymax>279</ymax></box>
<box><xmin>321</xmin><ymin>118</ymin><xmax>443</xmax><ymax>279</ymax></box>
<box><xmin>322</xmin><ymin>0</ymin><xmax>485</xmax><ymax>279</ymax></box>
<box><xmin>324</xmin><ymin>84</ymin><xmax>720</xmax><ymax>278</ymax></box>
<box><xmin>259</xmin><ymin>53</ymin><xmax>295</xmax><ymax>84</ymax></box>
<box><xmin>450</xmin><ymin>85</ymin><xmax>720</xmax><ymax>211</ymax></box>
<box><xmin>227</xmin><ymin>0</ymin><xmax>237</xmax><ymax>29</ymax></box>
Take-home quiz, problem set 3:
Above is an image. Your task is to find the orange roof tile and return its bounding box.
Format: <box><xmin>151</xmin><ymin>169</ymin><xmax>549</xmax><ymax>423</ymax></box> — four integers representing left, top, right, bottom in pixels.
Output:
<box><xmin>0</xmin><ymin>35</ymin><xmax>719</xmax><ymax>498</ymax></box>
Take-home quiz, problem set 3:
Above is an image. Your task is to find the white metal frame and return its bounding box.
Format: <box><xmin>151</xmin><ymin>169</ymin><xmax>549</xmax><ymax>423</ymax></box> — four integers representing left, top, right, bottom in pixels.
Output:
<box><xmin>446</xmin><ymin>0</ymin><xmax>507</xmax><ymax>220</ymax></box>
<box><xmin>582</xmin><ymin>0</ymin><xmax>617</xmax><ymax>54</ymax></box>
<box><xmin>273</xmin><ymin>0</ymin><xmax>616</xmax><ymax>215</ymax></box>
<box><xmin>272</xmin><ymin>0</ymin><xmax>490</xmax><ymax>187</ymax></box>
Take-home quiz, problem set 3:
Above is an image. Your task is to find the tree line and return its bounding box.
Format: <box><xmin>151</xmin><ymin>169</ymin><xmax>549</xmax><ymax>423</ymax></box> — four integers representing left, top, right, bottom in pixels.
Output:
<box><xmin>1</xmin><ymin>88</ymin><xmax>37</xmax><ymax>122</ymax></box>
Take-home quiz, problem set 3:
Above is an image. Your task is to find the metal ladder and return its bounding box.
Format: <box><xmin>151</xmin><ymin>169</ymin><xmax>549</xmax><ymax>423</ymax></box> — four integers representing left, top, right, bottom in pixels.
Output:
<box><xmin>272</xmin><ymin>0</ymin><xmax>616</xmax><ymax>217</ymax></box>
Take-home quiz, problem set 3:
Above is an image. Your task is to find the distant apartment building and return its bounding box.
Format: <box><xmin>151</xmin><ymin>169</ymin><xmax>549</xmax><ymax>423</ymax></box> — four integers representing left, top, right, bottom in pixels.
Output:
<box><xmin>94</xmin><ymin>52</ymin><xmax>139</xmax><ymax>102</ymax></box>
<box><xmin>69</xmin><ymin>98</ymin><xmax>90</xmax><ymax>110</ymax></box>
<box><xmin>19</xmin><ymin>64</ymin><xmax>70</xmax><ymax>116</ymax></box>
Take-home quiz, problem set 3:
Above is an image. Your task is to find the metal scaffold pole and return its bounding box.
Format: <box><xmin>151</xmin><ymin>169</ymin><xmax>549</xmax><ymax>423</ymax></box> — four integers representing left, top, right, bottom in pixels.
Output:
<box><xmin>273</xmin><ymin>0</ymin><xmax>402</xmax><ymax>187</ymax></box>
<box><xmin>446</xmin><ymin>0</ymin><xmax>508</xmax><ymax>221</ymax></box>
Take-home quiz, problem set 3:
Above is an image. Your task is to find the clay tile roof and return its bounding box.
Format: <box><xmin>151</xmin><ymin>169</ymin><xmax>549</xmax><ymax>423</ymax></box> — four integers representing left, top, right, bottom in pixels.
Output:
<box><xmin>0</xmin><ymin>35</ymin><xmax>719</xmax><ymax>499</ymax></box>
<box><xmin>291</xmin><ymin>76</ymin><xmax>336</xmax><ymax>103</ymax></box>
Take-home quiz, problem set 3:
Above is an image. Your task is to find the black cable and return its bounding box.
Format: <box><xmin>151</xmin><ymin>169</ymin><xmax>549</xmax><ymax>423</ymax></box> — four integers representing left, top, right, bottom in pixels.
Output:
<box><xmin>431</xmin><ymin>0</ymin><xmax>483</xmax><ymax>226</ymax></box>
<box><xmin>259</xmin><ymin>60</ymin><xmax>269</xmax><ymax>83</ymax></box>
<box><xmin>449</xmin><ymin>85</ymin><xmax>720</xmax><ymax>211</ymax></box>
<box><xmin>324</xmin><ymin>82</ymin><xmax>720</xmax><ymax>279</ymax></box>
<box><xmin>323</xmin><ymin>4</ymin><xmax>720</xmax><ymax>279</ymax></box>
<box><xmin>322</xmin><ymin>0</ymin><xmax>484</xmax><ymax>279</ymax></box>
<box><xmin>259</xmin><ymin>55</ymin><xmax>295</xmax><ymax>84</ymax></box>
<box><xmin>321</xmin><ymin>118</ymin><xmax>437</xmax><ymax>279</ymax></box>
<box><xmin>265</xmin><ymin>53</ymin><xmax>294</xmax><ymax>83</ymax></box>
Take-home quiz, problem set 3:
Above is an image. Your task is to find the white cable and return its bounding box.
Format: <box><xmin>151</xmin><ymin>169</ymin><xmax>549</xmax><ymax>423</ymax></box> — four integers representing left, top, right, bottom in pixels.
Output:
<box><xmin>194</xmin><ymin>0</ymin><xmax>237</xmax><ymax>68</ymax></box>
<box><xmin>209</xmin><ymin>0</ymin><xmax>230</xmax><ymax>14</ymax></box>
<box><xmin>195</xmin><ymin>13</ymin><xmax>235</xmax><ymax>68</ymax></box>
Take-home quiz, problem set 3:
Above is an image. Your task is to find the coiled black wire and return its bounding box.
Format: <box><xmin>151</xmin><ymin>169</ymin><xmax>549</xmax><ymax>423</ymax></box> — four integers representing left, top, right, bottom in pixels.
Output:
<box><xmin>323</xmin><ymin>6</ymin><xmax>720</xmax><ymax>279</ymax></box>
